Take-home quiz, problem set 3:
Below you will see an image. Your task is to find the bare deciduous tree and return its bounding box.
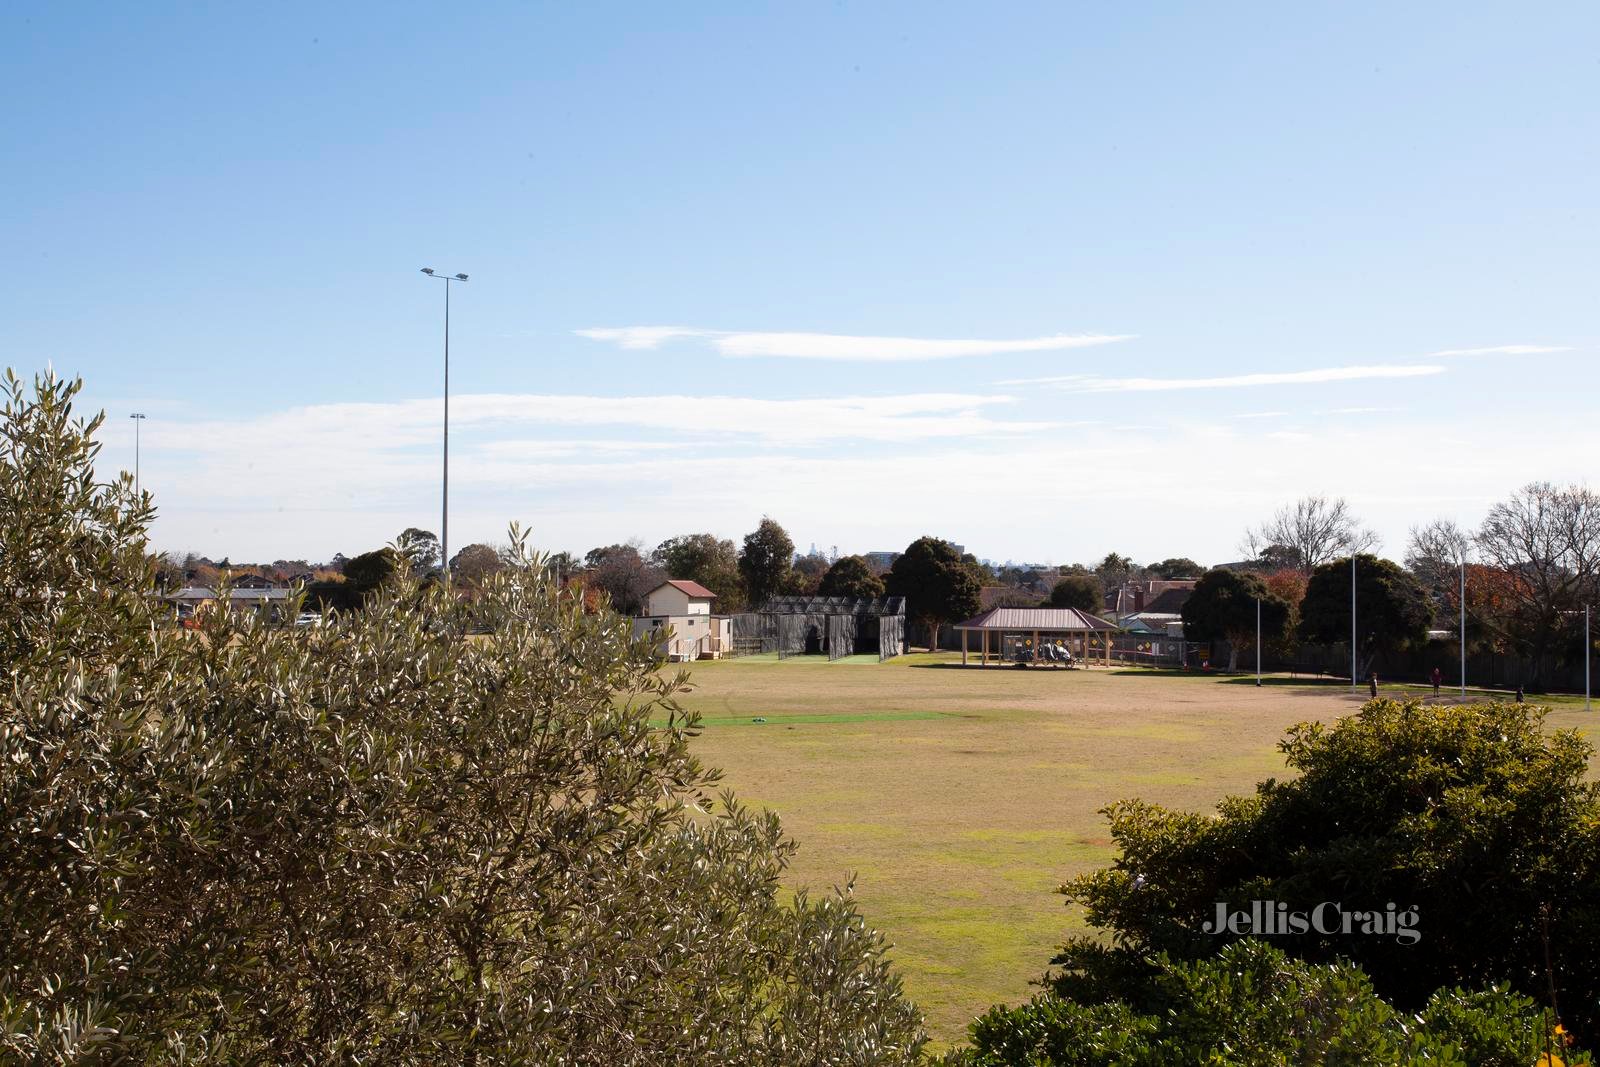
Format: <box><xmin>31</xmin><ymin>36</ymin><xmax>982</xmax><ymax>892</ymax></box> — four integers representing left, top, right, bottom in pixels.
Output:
<box><xmin>1242</xmin><ymin>495</ymin><xmax>1379</xmax><ymax>572</ymax></box>
<box><xmin>1404</xmin><ymin>518</ymin><xmax>1473</xmax><ymax>605</ymax></box>
<box><xmin>1474</xmin><ymin>482</ymin><xmax>1600</xmax><ymax>681</ymax></box>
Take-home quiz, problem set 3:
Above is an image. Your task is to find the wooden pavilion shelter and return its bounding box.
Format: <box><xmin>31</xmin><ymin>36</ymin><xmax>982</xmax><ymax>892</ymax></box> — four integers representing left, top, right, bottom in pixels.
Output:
<box><xmin>952</xmin><ymin>606</ymin><xmax>1120</xmax><ymax>667</ymax></box>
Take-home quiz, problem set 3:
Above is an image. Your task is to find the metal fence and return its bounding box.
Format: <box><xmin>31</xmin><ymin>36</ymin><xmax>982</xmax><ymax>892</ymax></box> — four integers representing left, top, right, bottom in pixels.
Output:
<box><xmin>729</xmin><ymin>598</ymin><xmax>907</xmax><ymax>661</ymax></box>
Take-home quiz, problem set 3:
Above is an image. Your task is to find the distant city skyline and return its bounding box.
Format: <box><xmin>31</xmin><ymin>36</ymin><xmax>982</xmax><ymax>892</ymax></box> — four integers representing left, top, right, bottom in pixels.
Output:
<box><xmin>4</xmin><ymin>4</ymin><xmax>1595</xmax><ymax>564</ymax></box>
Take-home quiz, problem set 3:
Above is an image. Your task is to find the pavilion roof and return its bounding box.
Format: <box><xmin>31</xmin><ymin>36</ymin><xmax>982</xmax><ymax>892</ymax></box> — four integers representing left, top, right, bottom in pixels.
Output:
<box><xmin>953</xmin><ymin>606</ymin><xmax>1118</xmax><ymax>632</ymax></box>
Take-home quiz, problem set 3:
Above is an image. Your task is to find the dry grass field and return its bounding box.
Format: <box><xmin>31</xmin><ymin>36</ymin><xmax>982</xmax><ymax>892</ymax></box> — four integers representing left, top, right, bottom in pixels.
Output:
<box><xmin>673</xmin><ymin>653</ymin><xmax>1598</xmax><ymax>1045</ymax></box>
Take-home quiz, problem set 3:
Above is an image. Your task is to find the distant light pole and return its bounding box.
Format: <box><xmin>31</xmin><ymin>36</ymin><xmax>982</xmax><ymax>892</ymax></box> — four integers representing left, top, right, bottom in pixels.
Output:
<box><xmin>129</xmin><ymin>413</ymin><xmax>146</xmax><ymax>496</ymax></box>
<box><xmin>1459</xmin><ymin>557</ymin><xmax>1467</xmax><ymax>701</ymax></box>
<box><xmin>1586</xmin><ymin>603</ymin><xmax>1592</xmax><ymax>713</ymax></box>
<box><xmin>420</xmin><ymin>268</ymin><xmax>468</xmax><ymax>588</ymax></box>
<box><xmin>1350</xmin><ymin>554</ymin><xmax>1358</xmax><ymax>691</ymax></box>
<box><xmin>1255</xmin><ymin>595</ymin><xmax>1262</xmax><ymax>687</ymax></box>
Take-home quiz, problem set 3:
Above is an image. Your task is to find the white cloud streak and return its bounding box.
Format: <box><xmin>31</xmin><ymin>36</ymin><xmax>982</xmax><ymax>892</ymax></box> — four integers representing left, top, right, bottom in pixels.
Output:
<box><xmin>575</xmin><ymin>326</ymin><xmax>1132</xmax><ymax>361</ymax></box>
<box><xmin>572</xmin><ymin>326</ymin><xmax>711</xmax><ymax>349</ymax></box>
<box><xmin>134</xmin><ymin>391</ymin><xmax>1053</xmax><ymax>507</ymax></box>
<box><xmin>1429</xmin><ymin>344</ymin><xmax>1572</xmax><ymax>357</ymax></box>
<box><xmin>997</xmin><ymin>364</ymin><xmax>1445</xmax><ymax>392</ymax></box>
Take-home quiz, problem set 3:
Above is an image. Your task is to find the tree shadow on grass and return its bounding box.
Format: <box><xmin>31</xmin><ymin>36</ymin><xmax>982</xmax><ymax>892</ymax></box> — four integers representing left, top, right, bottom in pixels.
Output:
<box><xmin>905</xmin><ymin>661</ymin><xmax>1085</xmax><ymax>671</ymax></box>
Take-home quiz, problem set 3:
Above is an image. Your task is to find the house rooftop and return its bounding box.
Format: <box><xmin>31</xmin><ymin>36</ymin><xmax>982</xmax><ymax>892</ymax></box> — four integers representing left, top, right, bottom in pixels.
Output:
<box><xmin>656</xmin><ymin>579</ymin><xmax>718</xmax><ymax>599</ymax></box>
<box><xmin>167</xmin><ymin>586</ymin><xmax>293</xmax><ymax>601</ymax></box>
<box><xmin>954</xmin><ymin>606</ymin><xmax>1118</xmax><ymax>632</ymax></box>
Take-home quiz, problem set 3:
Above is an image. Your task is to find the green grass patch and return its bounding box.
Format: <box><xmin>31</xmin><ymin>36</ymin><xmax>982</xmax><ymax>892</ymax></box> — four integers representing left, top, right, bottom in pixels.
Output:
<box><xmin>668</xmin><ymin>658</ymin><xmax>1598</xmax><ymax>1044</ymax></box>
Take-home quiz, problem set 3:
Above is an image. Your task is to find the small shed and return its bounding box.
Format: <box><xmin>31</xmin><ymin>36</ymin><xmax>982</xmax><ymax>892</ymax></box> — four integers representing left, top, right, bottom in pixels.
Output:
<box><xmin>953</xmin><ymin>606</ymin><xmax>1119</xmax><ymax>667</ymax></box>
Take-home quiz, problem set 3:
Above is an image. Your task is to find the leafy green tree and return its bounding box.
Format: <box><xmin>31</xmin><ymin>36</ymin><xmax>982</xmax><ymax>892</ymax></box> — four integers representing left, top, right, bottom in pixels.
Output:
<box><xmin>341</xmin><ymin>546</ymin><xmax>404</xmax><ymax>594</ymax></box>
<box><xmin>949</xmin><ymin>940</ymin><xmax>1583</xmax><ymax>1067</ymax></box>
<box><xmin>1300</xmin><ymin>554</ymin><xmax>1431</xmax><ymax>679</ymax></box>
<box><xmin>448</xmin><ymin>542</ymin><xmax>504</xmax><ymax>586</ymax></box>
<box><xmin>1148</xmin><ymin>557</ymin><xmax>1204</xmax><ymax>580</ymax></box>
<box><xmin>818</xmin><ymin>555</ymin><xmax>887</xmax><ymax>599</ymax></box>
<box><xmin>542</xmin><ymin>548</ymin><xmax>580</xmax><ymax>582</ymax></box>
<box><xmin>0</xmin><ymin>371</ymin><xmax>926</xmax><ymax>1064</ymax></box>
<box><xmin>739</xmin><ymin>517</ymin><xmax>794</xmax><ymax>609</ymax></box>
<box><xmin>655</xmin><ymin>533</ymin><xmax>746</xmax><ymax>610</ymax></box>
<box><xmin>1049</xmin><ymin>698</ymin><xmax>1600</xmax><ymax>1046</ymax></box>
<box><xmin>962</xmin><ymin>553</ymin><xmax>996</xmax><ymax>584</ymax></box>
<box><xmin>396</xmin><ymin>526</ymin><xmax>441</xmax><ymax>575</ymax></box>
<box><xmin>1180</xmin><ymin>568</ymin><xmax>1289</xmax><ymax>671</ymax></box>
<box><xmin>583</xmin><ymin>541</ymin><xmax>662</xmax><ymax>614</ymax></box>
<box><xmin>1093</xmin><ymin>552</ymin><xmax>1140</xmax><ymax>590</ymax></box>
<box><xmin>886</xmin><ymin>536</ymin><xmax>981</xmax><ymax>650</ymax></box>
<box><xmin>787</xmin><ymin>551</ymin><xmax>831</xmax><ymax>596</ymax></box>
<box><xmin>1047</xmin><ymin>575</ymin><xmax>1102</xmax><ymax>612</ymax></box>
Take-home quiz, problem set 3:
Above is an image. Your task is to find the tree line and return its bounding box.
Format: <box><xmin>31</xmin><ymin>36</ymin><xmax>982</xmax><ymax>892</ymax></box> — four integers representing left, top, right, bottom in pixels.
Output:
<box><xmin>157</xmin><ymin>487</ymin><xmax>1600</xmax><ymax>683</ymax></box>
<box><xmin>1179</xmin><ymin>491</ymin><xmax>1600</xmax><ymax>688</ymax></box>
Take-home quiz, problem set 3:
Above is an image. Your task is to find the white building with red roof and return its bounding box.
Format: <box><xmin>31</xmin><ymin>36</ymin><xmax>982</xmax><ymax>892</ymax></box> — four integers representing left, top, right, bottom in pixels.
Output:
<box><xmin>635</xmin><ymin>579</ymin><xmax>731</xmax><ymax>661</ymax></box>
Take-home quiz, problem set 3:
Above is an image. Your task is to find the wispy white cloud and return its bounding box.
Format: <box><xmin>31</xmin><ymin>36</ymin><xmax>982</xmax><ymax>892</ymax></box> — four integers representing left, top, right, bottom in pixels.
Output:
<box><xmin>575</xmin><ymin>326</ymin><xmax>1132</xmax><ymax>361</ymax></box>
<box><xmin>998</xmin><ymin>364</ymin><xmax>1445</xmax><ymax>391</ymax></box>
<box><xmin>137</xmin><ymin>391</ymin><xmax>1053</xmax><ymax>507</ymax></box>
<box><xmin>572</xmin><ymin>326</ymin><xmax>711</xmax><ymax>349</ymax></box>
<box><xmin>107</xmin><ymin>378</ymin><xmax>1600</xmax><ymax>572</ymax></box>
<box><xmin>1429</xmin><ymin>344</ymin><xmax>1572</xmax><ymax>358</ymax></box>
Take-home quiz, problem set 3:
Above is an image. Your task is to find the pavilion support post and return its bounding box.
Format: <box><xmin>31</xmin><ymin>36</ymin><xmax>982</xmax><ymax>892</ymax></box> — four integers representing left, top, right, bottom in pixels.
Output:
<box><xmin>962</xmin><ymin>629</ymin><xmax>968</xmax><ymax>666</ymax></box>
<box><xmin>1105</xmin><ymin>630</ymin><xmax>1111</xmax><ymax>667</ymax></box>
<box><xmin>1033</xmin><ymin>630</ymin><xmax>1039</xmax><ymax>666</ymax></box>
<box><xmin>982</xmin><ymin>627</ymin><xmax>988</xmax><ymax>666</ymax></box>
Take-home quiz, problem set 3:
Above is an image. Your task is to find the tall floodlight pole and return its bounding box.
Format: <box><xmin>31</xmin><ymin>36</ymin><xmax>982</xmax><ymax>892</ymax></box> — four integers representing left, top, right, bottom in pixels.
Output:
<box><xmin>129</xmin><ymin>413</ymin><xmax>146</xmax><ymax>496</ymax></box>
<box><xmin>1256</xmin><ymin>595</ymin><xmax>1262</xmax><ymax>687</ymax></box>
<box><xmin>1351</xmin><ymin>554</ymin><xmax>1358</xmax><ymax>690</ymax></box>
<box><xmin>420</xmin><ymin>268</ymin><xmax>468</xmax><ymax>588</ymax></box>
<box><xmin>1586</xmin><ymin>603</ymin><xmax>1592</xmax><ymax>713</ymax></box>
<box><xmin>1459</xmin><ymin>558</ymin><xmax>1467</xmax><ymax>701</ymax></box>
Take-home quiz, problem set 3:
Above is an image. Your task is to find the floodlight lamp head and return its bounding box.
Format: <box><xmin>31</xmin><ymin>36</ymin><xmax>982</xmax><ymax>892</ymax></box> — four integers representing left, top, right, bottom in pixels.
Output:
<box><xmin>455</xmin><ymin>273</ymin><xmax>468</xmax><ymax>281</ymax></box>
<box><xmin>420</xmin><ymin>267</ymin><xmax>435</xmax><ymax>275</ymax></box>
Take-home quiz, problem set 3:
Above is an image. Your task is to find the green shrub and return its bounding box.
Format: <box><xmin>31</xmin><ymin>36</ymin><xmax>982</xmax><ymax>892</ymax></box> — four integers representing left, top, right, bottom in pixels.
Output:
<box><xmin>0</xmin><ymin>371</ymin><xmax>925</xmax><ymax>1064</ymax></box>
<box><xmin>950</xmin><ymin>940</ymin><xmax>1585</xmax><ymax>1066</ymax></box>
<box><xmin>1050</xmin><ymin>697</ymin><xmax>1600</xmax><ymax>1045</ymax></box>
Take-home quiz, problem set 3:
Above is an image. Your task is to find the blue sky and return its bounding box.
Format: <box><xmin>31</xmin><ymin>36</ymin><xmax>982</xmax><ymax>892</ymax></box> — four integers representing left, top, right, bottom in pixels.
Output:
<box><xmin>4</xmin><ymin>3</ymin><xmax>1596</xmax><ymax>566</ymax></box>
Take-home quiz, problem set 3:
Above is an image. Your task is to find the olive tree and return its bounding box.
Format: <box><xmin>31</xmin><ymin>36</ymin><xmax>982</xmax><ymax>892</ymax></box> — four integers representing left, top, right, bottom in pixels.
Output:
<box><xmin>0</xmin><ymin>370</ymin><xmax>925</xmax><ymax>1064</ymax></box>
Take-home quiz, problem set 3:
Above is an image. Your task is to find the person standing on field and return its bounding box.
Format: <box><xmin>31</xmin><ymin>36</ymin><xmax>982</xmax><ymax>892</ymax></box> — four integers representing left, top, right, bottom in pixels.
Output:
<box><xmin>1430</xmin><ymin>666</ymin><xmax>1442</xmax><ymax>698</ymax></box>
<box><xmin>1369</xmin><ymin>672</ymin><xmax>1379</xmax><ymax>699</ymax></box>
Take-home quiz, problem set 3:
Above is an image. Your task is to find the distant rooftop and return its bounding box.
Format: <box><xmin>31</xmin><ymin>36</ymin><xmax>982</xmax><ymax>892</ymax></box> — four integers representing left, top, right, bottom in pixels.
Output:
<box><xmin>955</xmin><ymin>606</ymin><xmax>1117</xmax><ymax>632</ymax></box>
<box><xmin>655</xmin><ymin>579</ymin><xmax>718</xmax><ymax>599</ymax></box>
